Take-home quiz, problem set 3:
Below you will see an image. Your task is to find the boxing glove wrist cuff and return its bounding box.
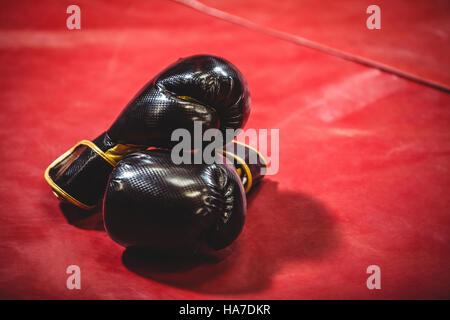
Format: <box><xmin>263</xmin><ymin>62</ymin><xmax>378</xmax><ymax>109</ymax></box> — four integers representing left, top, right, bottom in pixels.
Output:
<box><xmin>219</xmin><ymin>141</ymin><xmax>267</xmax><ymax>193</ymax></box>
<box><xmin>44</xmin><ymin>133</ymin><xmax>146</xmax><ymax>210</ymax></box>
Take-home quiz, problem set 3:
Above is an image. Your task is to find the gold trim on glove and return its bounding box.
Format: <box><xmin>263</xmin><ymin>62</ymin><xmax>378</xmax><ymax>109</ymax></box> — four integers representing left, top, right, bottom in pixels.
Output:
<box><xmin>44</xmin><ymin>140</ymin><xmax>146</xmax><ymax>210</ymax></box>
<box><xmin>103</xmin><ymin>143</ymin><xmax>147</xmax><ymax>165</ymax></box>
<box><xmin>219</xmin><ymin>149</ymin><xmax>253</xmax><ymax>193</ymax></box>
<box><xmin>219</xmin><ymin>141</ymin><xmax>268</xmax><ymax>193</ymax></box>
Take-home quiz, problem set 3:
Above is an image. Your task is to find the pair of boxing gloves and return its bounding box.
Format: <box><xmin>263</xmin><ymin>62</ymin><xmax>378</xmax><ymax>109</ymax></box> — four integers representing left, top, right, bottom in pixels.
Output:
<box><xmin>45</xmin><ymin>55</ymin><xmax>266</xmax><ymax>255</ymax></box>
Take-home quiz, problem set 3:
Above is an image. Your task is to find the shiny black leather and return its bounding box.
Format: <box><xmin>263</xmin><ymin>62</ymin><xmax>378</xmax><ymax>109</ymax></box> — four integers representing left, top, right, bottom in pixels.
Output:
<box><xmin>108</xmin><ymin>55</ymin><xmax>250</xmax><ymax>147</ymax></box>
<box><xmin>103</xmin><ymin>150</ymin><xmax>247</xmax><ymax>254</ymax></box>
<box><xmin>47</xmin><ymin>55</ymin><xmax>250</xmax><ymax>209</ymax></box>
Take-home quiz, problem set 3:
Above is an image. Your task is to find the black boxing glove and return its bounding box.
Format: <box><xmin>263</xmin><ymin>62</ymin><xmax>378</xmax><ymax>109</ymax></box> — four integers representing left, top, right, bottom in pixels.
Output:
<box><xmin>103</xmin><ymin>142</ymin><xmax>266</xmax><ymax>255</ymax></box>
<box><xmin>45</xmin><ymin>55</ymin><xmax>250</xmax><ymax>210</ymax></box>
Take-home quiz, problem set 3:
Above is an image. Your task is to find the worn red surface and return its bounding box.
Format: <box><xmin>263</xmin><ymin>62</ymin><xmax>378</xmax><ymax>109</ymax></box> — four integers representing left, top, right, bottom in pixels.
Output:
<box><xmin>0</xmin><ymin>0</ymin><xmax>449</xmax><ymax>299</ymax></box>
<box><xmin>194</xmin><ymin>0</ymin><xmax>450</xmax><ymax>90</ymax></box>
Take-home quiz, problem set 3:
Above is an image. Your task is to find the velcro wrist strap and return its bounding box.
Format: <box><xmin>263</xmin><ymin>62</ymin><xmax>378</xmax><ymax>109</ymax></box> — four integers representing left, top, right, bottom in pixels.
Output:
<box><xmin>44</xmin><ymin>141</ymin><xmax>100</xmax><ymax>209</ymax></box>
<box><xmin>44</xmin><ymin>140</ymin><xmax>146</xmax><ymax>210</ymax></box>
<box><xmin>219</xmin><ymin>140</ymin><xmax>268</xmax><ymax>194</ymax></box>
